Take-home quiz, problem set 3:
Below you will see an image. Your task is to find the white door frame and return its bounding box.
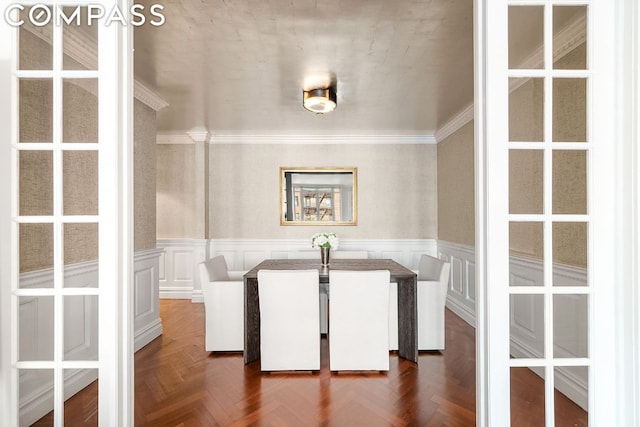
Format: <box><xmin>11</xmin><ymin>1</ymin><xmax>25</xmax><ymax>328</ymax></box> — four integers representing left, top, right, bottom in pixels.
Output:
<box><xmin>98</xmin><ymin>1</ymin><xmax>135</xmax><ymax>425</ymax></box>
<box><xmin>474</xmin><ymin>0</ymin><xmax>640</xmax><ymax>425</ymax></box>
<box><xmin>0</xmin><ymin>8</ymin><xmax>16</xmax><ymax>424</ymax></box>
<box><xmin>613</xmin><ymin>0</ymin><xmax>640</xmax><ymax>424</ymax></box>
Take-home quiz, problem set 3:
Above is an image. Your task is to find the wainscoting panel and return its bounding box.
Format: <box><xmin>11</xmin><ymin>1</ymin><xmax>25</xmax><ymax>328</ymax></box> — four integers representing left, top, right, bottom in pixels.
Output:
<box><xmin>158</xmin><ymin>238</ymin><xmax>438</xmax><ymax>303</ymax></box>
<box><xmin>437</xmin><ymin>240</ymin><xmax>588</xmax><ymax>411</ymax></box>
<box><xmin>157</xmin><ymin>239</ymin><xmax>208</xmax><ymax>300</ymax></box>
<box><xmin>437</xmin><ymin>241</ymin><xmax>476</xmax><ymax>327</ymax></box>
<box><xmin>133</xmin><ymin>249</ymin><xmax>165</xmax><ymax>351</ymax></box>
<box><xmin>450</xmin><ymin>256</ymin><xmax>465</xmax><ymax>295</ymax></box>
<box><xmin>209</xmin><ymin>238</ymin><xmax>438</xmax><ymax>272</ymax></box>
<box><xmin>135</xmin><ymin>268</ymin><xmax>153</xmax><ymax>316</ymax></box>
<box><xmin>174</xmin><ymin>250</ymin><xmax>195</xmax><ymax>280</ymax></box>
<box><xmin>466</xmin><ymin>261</ymin><xmax>476</xmax><ymax>302</ymax></box>
<box><xmin>63</xmin><ymin>295</ymin><xmax>98</xmax><ymax>359</ymax></box>
<box><xmin>158</xmin><ymin>251</ymin><xmax>166</xmax><ymax>281</ymax></box>
<box><xmin>18</xmin><ymin>248</ymin><xmax>163</xmax><ymax>425</ymax></box>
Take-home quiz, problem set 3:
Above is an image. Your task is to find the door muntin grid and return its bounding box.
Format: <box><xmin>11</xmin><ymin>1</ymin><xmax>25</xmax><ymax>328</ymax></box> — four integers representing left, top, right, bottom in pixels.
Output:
<box><xmin>507</xmin><ymin>3</ymin><xmax>590</xmax><ymax>426</ymax></box>
<box><xmin>12</xmin><ymin>2</ymin><xmax>103</xmax><ymax>425</ymax></box>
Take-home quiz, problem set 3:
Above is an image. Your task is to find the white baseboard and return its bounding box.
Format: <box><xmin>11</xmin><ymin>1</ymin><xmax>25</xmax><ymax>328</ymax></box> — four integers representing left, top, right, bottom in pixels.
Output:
<box><xmin>159</xmin><ymin>288</ymin><xmax>197</xmax><ymax>299</ymax></box>
<box><xmin>445</xmin><ymin>294</ymin><xmax>476</xmax><ymax>327</ymax></box>
<box><xmin>134</xmin><ymin>318</ymin><xmax>164</xmax><ymax>352</ymax></box>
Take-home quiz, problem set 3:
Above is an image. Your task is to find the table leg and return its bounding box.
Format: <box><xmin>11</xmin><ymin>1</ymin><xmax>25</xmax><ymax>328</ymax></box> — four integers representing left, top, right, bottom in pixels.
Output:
<box><xmin>397</xmin><ymin>276</ymin><xmax>418</xmax><ymax>363</ymax></box>
<box><xmin>244</xmin><ymin>277</ymin><xmax>260</xmax><ymax>364</ymax></box>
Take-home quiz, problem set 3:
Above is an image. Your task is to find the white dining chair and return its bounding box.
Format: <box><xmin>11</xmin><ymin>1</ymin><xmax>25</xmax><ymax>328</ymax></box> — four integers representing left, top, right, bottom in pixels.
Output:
<box><xmin>389</xmin><ymin>254</ymin><xmax>451</xmax><ymax>351</ymax></box>
<box><xmin>320</xmin><ymin>250</ymin><xmax>369</xmax><ymax>334</ymax></box>
<box><xmin>257</xmin><ymin>269</ymin><xmax>320</xmax><ymax>371</ymax></box>
<box><xmin>329</xmin><ymin>270</ymin><xmax>390</xmax><ymax>371</ymax></box>
<box><xmin>199</xmin><ymin>255</ymin><xmax>245</xmax><ymax>352</ymax></box>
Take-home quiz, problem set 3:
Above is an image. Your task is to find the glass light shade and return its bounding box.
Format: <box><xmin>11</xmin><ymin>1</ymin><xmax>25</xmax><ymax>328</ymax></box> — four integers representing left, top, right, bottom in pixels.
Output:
<box><xmin>303</xmin><ymin>87</ymin><xmax>337</xmax><ymax>113</ymax></box>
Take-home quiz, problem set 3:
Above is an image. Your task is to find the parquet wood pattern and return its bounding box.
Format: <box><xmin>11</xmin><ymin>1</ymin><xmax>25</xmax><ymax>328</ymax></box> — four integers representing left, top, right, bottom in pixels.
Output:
<box><xmin>31</xmin><ymin>299</ymin><xmax>587</xmax><ymax>426</ymax></box>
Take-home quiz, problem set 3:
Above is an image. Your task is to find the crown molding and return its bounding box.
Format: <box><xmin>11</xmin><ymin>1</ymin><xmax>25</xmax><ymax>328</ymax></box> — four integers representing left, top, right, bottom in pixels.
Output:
<box><xmin>552</xmin><ymin>14</ymin><xmax>587</xmax><ymax>64</ymax></box>
<box><xmin>134</xmin><ymin>81</ymin><xmax>169</xmax><ymax>112</ymax></box>
<box><xmin>155</xmin><ymin>133</ymin><xmax>436</xmax><ymax>145</ymax></box>
<box><xmin>437</xmin><ymin>13</ymin><xmax>587</xmax><ymax>142</ymax></box>
<box><xmin>435</xmin><ymin>103</ymin><xmax>474</xmax><ymax>143</ymax></box>
<box><xmin>207</xmin><ymin>134</ymin><xmax>437</xmax><ymax>145</ymax></box>
<box><xmin>22</xmin><ymin>22</ymin><xmax>168</xmax><ymax>112</ymax></box>
<box><xmin>518</xmin><ymin>13</ymin><xmax>586</xmax><ymax>71</ymax></box>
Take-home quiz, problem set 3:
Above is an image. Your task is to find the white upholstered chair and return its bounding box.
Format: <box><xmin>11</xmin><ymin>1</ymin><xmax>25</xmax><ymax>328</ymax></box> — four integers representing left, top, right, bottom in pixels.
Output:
<box><xmin>389</xmin><ymin>254</ymin><xmax>451</xmax><ymax>351</ymax></box>
<box><xmin>257</xmin><ymin>269</ymin><xmax>320</xmax><ymax>371</ymax></box>
<box><xmin>199</xmin><ymin>255</ymin><xmax>245</xmax><ymax>352</ymax></box>
<box><xmin>320</xmin><ymin>250</ymin><xmax>369</xmax><ymax>334</ymax></box>
<box><xmin>329</xmin><ymin>270</ymin><xmax>390</xmax><ymax>371</ymax></box>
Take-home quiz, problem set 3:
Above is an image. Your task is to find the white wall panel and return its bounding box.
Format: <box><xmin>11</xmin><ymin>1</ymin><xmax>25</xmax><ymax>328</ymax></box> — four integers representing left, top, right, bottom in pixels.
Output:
<box><xmin>158</xmin><ymin>238</ymin><xmax>437</xmax><ymax>301</ymax></box>
<box><xmin>133</xmin><ymin>249</ymin><xmax>164</xmax><ymax>351</ymax></box>
<box><xmin>157</xmin><ymin>239</ymin><xmax>207</xmax><ymax>299</ymax></box>
<box><xmin>173</xmin><ymin>251</ymin><xmax>195</xmax><ymax>281</ymax></box>
<box><xmin>437</xmin><ymin>241</ymin><xmax>476</xmax><ymax>326</ymax></box>
<box><xmin>450</xmin><ymin>256</ymin><xmax>464</xmax><ymax>295</ymax></box>
<box><xmin>467</xmin><ymin>261</ymin><xmax>476</xmax><ymax>302</ymax></box>
<box><xmin>135</xmin><ymin>268</ymin><xmax>153</xmax><ymax>317</ymax></box>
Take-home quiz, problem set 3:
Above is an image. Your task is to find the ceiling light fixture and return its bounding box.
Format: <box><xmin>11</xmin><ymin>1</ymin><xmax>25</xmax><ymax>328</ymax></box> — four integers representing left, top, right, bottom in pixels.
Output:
<box><xmin>303</xmin><ymin>87</ymin><xmax>337</xmax><ymax>114</ymax></box>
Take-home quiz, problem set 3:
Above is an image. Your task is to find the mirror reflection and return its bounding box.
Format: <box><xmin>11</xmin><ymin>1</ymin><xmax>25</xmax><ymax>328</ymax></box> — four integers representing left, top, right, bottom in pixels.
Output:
<box><xmin>280</xmin><ymin>167</ymin><xmax>357</xmax><ymax>225</ymax></box>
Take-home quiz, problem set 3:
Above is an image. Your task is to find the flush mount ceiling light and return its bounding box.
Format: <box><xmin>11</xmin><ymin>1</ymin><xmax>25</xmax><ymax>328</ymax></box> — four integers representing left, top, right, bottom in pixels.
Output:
<box><xmin>303</xmin><ymin>87</ymin><xmax>337</xmax><ymax>114</ymax></box>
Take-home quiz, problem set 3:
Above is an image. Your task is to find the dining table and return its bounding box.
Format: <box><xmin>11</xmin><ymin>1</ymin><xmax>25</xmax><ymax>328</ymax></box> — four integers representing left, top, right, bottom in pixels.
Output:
<box><xmin>243</xmin><ymin>258</ymin><xmax>418</xmax><ymax>364</ymax></box>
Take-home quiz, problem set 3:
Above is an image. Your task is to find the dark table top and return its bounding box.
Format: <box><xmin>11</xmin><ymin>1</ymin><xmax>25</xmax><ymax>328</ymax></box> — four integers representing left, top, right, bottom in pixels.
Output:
<box><xmin>244</xmin><ymin>258</ymin><xmax>416</xmax><ymax>283</ymax></box>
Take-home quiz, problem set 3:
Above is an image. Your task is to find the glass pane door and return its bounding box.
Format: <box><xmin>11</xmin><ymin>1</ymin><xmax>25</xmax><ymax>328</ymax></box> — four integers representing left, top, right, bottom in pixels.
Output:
<box><xmin>6</xmin><ymin>2</ymin><xmax>132</xmax><ymax>425</ymax></box>
<box><xmin>507</xmin><ymin>3</ymin><xmax>590</xmax><ymax>426</ymax></box>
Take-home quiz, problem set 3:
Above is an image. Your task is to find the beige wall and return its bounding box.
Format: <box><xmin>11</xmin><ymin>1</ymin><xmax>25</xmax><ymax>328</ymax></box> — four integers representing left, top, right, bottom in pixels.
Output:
<box><xmin>437</xmin><ymin>121</ymin><xmax>475</xmax><ymax>246</ymax></box>
<box><xmin>18</xmin><ymin>28</ymin><xmax>157</xmax><ymax>272</ymax></box>
<box><xmin>171</xmin><ymin>143</ymin><xmax>437</xmax><ymax>239</ymax></box>
<box><xmin>134</xmin><ymin>102</ymin><xmax>158</xmax><ymax>250</ymax></box>
<box><xmin>156</xmin><ymin>144</ymin><xmax>200</xmax><ymax>238</ymax></box>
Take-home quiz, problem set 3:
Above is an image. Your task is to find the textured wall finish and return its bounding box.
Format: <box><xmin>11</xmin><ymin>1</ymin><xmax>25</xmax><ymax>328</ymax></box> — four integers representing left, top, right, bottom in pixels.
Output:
<box><xmin>156</xmin><ymin>144</ymin><xmax>199</xmax><ymax>238</ymax></box>
<box><xmin>19</xmin><ymin>80</ymin><xmax>99</xmax><ymax>271</ymax></box>
<box><xmin>134</xmin><ymin>101</ymin><xmax>158</xmax><ymax>250</ymax></box>
<box><xmin>437</xmin><ymin>121</ymin><xmax>475</xmax><ymax>246</ymax></box>
<box><xmin>18</xmin><ymin>30</ymin><xmax>158</xmax><ymax>271</ymax></box>
<box><xmin>204</xmin><ymin>143</ymin><xmax>437</xmax><ymax>239</ymax></box>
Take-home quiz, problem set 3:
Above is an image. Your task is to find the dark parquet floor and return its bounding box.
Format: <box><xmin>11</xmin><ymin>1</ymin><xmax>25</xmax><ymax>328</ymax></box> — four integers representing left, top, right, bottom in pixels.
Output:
<box><xmin>33</xmin><ymin>299</ymin><xmax>587</xmax><ymax>426</ymax></box>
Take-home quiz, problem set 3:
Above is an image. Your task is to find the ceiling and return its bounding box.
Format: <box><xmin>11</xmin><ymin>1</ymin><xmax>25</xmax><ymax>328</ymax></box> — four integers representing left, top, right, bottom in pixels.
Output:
<box><xmin>133</xmin><ymin>0</ymin><xmax>475</xmax><ymax>136</ymax></box>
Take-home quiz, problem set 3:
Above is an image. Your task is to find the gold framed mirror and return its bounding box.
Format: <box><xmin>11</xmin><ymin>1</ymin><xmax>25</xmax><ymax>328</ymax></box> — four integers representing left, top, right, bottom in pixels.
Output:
<box><xmin>280</xmin><ymin>167</ymin><xmax>357</xmax><ymax>226</ymax></box>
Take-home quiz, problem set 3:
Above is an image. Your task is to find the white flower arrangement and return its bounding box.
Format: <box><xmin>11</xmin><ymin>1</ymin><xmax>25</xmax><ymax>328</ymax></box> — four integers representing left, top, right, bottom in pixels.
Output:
<box><xmin>311</xmin><ymin>232</ymin><xmax>339</xmax><ymax>249</ymax></box>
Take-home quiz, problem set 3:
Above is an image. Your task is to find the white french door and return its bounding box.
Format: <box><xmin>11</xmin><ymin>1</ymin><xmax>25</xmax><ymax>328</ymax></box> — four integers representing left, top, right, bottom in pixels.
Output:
<box><xmin>0</xmin><ymin>1</ymin><xmax>133</xmax><ymax>426</ymax></box>
<box><xmin>476</xmin><ymin>0</ymin><xmax>631</xmax><ymax>426</ymax></box>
